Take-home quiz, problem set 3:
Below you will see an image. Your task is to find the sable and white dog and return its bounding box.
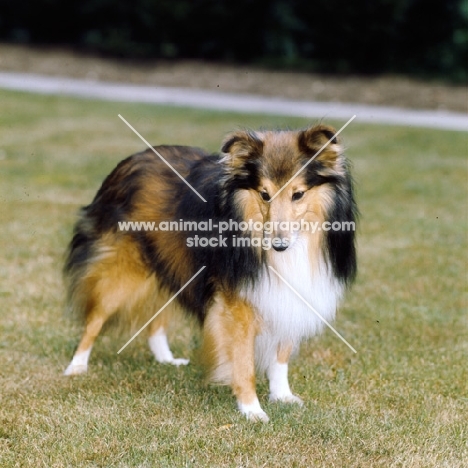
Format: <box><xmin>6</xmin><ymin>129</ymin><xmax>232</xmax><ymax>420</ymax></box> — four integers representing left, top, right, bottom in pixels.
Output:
<box><xmin>63</xmin><ymin>124</ymin><xmax>357</xmax><ymax>421</ymax></box>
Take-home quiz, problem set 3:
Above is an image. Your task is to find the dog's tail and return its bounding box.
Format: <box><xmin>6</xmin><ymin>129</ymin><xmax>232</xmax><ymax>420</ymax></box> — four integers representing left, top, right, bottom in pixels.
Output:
<box><xmin>63</xmin><ymin>206</ymin><xmax>100</xmax><ymax>322</ymax></box>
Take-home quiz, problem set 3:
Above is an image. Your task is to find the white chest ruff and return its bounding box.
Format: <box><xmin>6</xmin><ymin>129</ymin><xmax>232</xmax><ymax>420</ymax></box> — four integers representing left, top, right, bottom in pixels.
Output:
<box><xmin>242</xmin><ymin>238</ymin><xmax>343</xmax><ymax>371</ymax></box>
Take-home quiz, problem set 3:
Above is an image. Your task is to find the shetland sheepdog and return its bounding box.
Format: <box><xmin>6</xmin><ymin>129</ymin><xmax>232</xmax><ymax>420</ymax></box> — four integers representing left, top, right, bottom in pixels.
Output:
<box><xmin>63</xmin><ymin>124</ymin><xmax>357</xmax><ymax>422</ymax></box>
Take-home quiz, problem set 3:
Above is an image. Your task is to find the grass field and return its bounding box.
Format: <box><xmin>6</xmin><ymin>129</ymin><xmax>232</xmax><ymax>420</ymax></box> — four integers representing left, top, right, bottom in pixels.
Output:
<box><xmin>0</xmin><ymin>89</ymin><xmax>466</xmax><ymax>467</ymax></box>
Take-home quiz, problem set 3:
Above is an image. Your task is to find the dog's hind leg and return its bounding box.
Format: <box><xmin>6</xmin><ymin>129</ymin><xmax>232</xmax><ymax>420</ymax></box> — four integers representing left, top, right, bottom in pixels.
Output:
<box><xmin>64</xmin><ymin>237</ymin><xmax>151</xmax><ymax>375</ymax></box>
<box><xmin>267</xmin><ymin>343</ymin><xmax>303</xmax><ymax>405</ymax></box>
<box><xmin>64</xmin><ymin>304</ymin><xmax>112</xmax><ymax>375</ymax></box>
<box><xmin>147</xmin><ymin>309</ymin><xmax>189</xmax><ymax>366</ymax></box>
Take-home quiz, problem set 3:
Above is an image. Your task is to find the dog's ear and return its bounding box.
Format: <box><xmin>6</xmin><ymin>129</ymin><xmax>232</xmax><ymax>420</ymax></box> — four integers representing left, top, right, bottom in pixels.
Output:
<box><xmin>298</xmin><ymin>125</ymin><xmax>342</xmax><ymax>167</ymax></box>
<box><xmin>221</xmin><ymin>130</ymin><xmax>263</xmax><ymax>169</ymax></box>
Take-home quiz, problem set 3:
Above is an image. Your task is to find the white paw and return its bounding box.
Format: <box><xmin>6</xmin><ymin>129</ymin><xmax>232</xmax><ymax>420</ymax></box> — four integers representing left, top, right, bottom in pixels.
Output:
<box><xmin>244</xmin><ymin>409</ymin><xmax>270</xmax><ymax>423</ymax></box>
<box><xmin>269</xmin><ymin>393</ymin><xmax>304</xmax><ymax>406</ymax></box>
<box><xmin>63</xmin><ymin>363</ymin><xmax>88</xmax><ymax>376</ymax></box>
<box><xmin>158</xmin><ymin>357</ymin><xmax>190</xmax><ymax>366</ymax></box>
<box><xmin>63</xmin><ymin>349</ymin><xmax>91</xmax><ymax>376</ymax></box>
<box><xmin>238</xmin><ymin>400</ymin><xmax>270</xmax><ymax>423</ymax></box>
<box><xmin>149</xmin><ymin>332</ymin><xmax>189</xmax><ymax>366</ymax></box>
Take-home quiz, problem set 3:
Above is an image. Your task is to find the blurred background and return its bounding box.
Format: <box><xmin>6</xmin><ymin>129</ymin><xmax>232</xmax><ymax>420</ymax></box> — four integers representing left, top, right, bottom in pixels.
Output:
<box><xmin>0</xmin><ymin>0</ymin><xmax>466</xmax><ymax>83</ymax></box>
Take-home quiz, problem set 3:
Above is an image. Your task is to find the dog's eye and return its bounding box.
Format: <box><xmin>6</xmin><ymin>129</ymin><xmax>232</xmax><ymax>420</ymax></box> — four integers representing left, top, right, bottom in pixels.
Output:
<box><xmin>292</xmin><ymin>191</ymin><xmax>304</xmax><ymax>201</ymax></box>
<box><xmin>260</xmin><ymin>191</ymin><xmax>270</xmax><ymax>201</ymax></box>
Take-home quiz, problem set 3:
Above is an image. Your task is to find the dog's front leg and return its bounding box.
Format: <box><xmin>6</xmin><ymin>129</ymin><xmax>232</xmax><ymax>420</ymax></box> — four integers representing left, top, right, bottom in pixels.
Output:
<box><xmin>267</xmin><ymin>343</ymin><xmax>303</xmax><ymax>405</ymax></box>
<box><xmin>202</xmin><ymin>293</ymin><xmax>268</xmax><ymax>422</ymax></box>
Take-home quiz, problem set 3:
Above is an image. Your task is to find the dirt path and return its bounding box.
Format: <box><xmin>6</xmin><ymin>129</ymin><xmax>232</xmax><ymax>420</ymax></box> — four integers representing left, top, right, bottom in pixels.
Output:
<box><xmin>0</xmin><ymin>44</ymin><xmax>466</xmax><ymax>113</ymax></box>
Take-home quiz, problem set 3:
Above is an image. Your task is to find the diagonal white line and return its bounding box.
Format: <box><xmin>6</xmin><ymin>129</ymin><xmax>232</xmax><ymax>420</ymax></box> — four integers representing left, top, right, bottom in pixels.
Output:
<box><xmin>118</xmin><ymin>114</ymin><xmax>207</xmax><ymax>202</ymax></box>
<box><xmin>117</xmin><ymin>266</ymin><xmax>206</xmax><ymax>354</ymax></box>
<box><xmin>268</xmin><ymin>266</ymin><xmax>357</xmax><ymax>353</ymax></box>
<box><xmin>269</xmin><ymin>115</ymin><xmax>356</xmax><ymax>202</ymax></box>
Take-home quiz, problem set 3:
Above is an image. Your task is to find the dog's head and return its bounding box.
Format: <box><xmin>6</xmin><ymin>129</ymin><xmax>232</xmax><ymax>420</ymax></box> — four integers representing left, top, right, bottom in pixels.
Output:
<box><xmin>220</xmin><ymin>124</ymin><xmax>347</xmax><ymax>251</ymax></box>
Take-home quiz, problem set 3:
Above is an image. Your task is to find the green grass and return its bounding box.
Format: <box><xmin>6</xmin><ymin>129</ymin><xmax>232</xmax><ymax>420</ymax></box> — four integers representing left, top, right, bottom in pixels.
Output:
<box><xmin>0</xmin><ymin>89</ymin><xmax>466</xmax><ymax>467</ymax></box>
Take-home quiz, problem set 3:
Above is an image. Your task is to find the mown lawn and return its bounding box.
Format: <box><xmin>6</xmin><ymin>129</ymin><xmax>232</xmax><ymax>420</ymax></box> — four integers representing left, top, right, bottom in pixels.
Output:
<box><xmin>0</xmin><ymin>89</ymin><xmax>466</xmax><ymax>467</ymax></box>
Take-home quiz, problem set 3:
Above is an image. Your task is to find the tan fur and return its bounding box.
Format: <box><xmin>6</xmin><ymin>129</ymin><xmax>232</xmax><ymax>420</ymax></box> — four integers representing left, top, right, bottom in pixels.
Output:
<box><xmin>201</xmin><ymin>292</ymin><xmax>261</xmax><ymax>405</ymax></box>
<box><xmin>69</xmin><ymin>229</ymin><xmax>186</xmax><ymax>339</ymax></box>
<box><xmin>226</xmin><ymin>125</ymin><xmax>343</xmax><ymax>250</ymax></box>
<box><xmin>277</xmin><ymin>343</ymin><xmax>293</xmax><ymax>364</ymax></box>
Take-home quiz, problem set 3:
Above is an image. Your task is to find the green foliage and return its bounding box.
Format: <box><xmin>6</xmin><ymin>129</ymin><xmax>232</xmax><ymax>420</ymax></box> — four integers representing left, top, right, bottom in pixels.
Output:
<box><xmin>0</xmin><ymin>0</ymin><xmax>466</xmax><ymax>81</ymax></box>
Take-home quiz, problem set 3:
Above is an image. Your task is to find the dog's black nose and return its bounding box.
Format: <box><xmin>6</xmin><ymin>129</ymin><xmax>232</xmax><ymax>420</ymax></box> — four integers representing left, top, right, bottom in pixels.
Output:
<box><xmin>272</xmin><ymin>244</ymin><xmax>288</xmax><ymax>252</ymax></box>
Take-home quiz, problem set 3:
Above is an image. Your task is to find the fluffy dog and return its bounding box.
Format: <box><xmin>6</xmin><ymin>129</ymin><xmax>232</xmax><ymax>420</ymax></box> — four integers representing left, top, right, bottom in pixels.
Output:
<box><xmin>63</xmin><ymin>124</ymin><xmax>357</xmax><ymax>421</ymax></box>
